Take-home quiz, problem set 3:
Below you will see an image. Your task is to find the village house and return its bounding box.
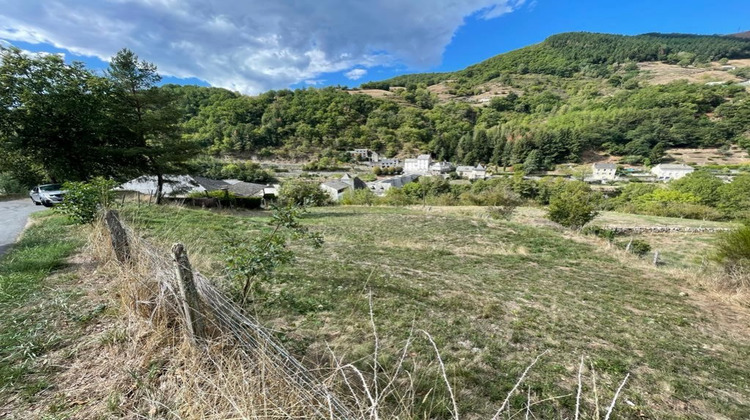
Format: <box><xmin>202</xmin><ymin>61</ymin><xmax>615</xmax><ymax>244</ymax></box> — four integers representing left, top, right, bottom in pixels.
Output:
<box><xmin>227</xmin><ymin>181</ymin><xmax>267</xmax><ymax>198</ymax></box>
<box><xmin>319</xmin><ymin>174</ymin><xmax>367</xmax><ymax>201</ymax></box>
<box><xmin>651</xmin><ymin>163</ymin><xmax>694</xmax><ymax>181</ymax></box>
<box><xmin>591</xmin><ymin>162</ymin><xmax>617</xmax><ymax>181</ymax></box>
<box><xmin>429</xmin><ymin>161</ymin><xmax>454</xmax><ymax>175</ymax></box>
<box><xmin>347</xmin><ymin>148</ymin><xmax>381</xmax><ymax>163</ymax></box>
<box><xmin>367</xmin><ymin>174</ymin><xmax>420</xmax><ymax>196</ymax></box>
<box><xmin>117</xmin><ymin>175</ymin><xmax>228</xmax><ymax>197</ymax></box>
<box><xmin>455</xmin><ymin>164</ymin><xmax>487</xmax><ymax>180</ymax></box>
<box><xmin>348</xmin><ymin>148</ymin><xmax>370</xmax><ymax>159</ymax></box>
<box><xmin>403</xmin><ymin>154</ymin><xmax>432</xmax><ymax>174</ymax></box>
<box><xmin>372</xmin><ymin>158</ymin><xmax>401</xmax><ymax>169</ymax></box>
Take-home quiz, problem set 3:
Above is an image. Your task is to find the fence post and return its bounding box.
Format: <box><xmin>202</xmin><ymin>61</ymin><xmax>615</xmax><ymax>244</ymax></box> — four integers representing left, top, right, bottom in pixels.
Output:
<box><xmin>653</xmin><ymin>251</ymin><xmax>660</xmax><ymax>266</ymax></box>
<box><xmin>104</xmin><ymin>210</ymin><xmax>131</xmax><ymax>264</ymax></box>
<box><xmin>171</xmin><ymin>243</ymin><xmax>205</xmax><ymax>342</ymax></box>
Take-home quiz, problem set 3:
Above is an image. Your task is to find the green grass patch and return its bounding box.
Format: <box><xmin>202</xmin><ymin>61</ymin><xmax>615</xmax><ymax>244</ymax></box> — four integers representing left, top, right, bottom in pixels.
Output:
<box><xmin>0</xmin><ymin>212</ymin><xmax>83</xmax><ymax>401</ymax></box>
<box><xmin>121</xmin><ymin>204</ymin><xmax>750</xmax><ymax>419</ymax></box>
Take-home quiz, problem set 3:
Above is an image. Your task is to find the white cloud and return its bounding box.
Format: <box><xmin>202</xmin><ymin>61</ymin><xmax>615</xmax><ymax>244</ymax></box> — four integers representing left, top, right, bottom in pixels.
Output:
<box><xmin>344</xmin><ymin>68</ymin><xmax>367</xmax><ymax>80</ymax></box>
<box><xmin>0</xmin><ymin>0</ymin><xmax>527</xmax><ymax>94</ymax></box>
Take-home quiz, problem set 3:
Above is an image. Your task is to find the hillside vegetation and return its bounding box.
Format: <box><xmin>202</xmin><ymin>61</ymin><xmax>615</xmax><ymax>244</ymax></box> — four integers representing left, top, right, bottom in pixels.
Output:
<box><xmin>164</xmin><ymin>32</ymin><xmax>750</xmax><ymax>170</ymax></box>
<box><xmin>365</xmin><ymin>32</ymin><xmax>750</xmax><ymax>89</ymax></box>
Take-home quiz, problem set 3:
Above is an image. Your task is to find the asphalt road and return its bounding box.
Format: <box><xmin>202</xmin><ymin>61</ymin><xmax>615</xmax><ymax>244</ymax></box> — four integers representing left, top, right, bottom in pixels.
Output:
<box><xmin>0</xmin><ymin>198</ymin><xmax>46</xmax><ymax>256</ymax></box>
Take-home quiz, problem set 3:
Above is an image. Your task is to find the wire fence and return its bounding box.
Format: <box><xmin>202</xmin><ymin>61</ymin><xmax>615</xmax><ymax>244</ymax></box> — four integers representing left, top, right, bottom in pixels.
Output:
<box><xmin>104</xmin><ymin>210</ymin><xmax>354</xmax><ymax>419</ymax></box>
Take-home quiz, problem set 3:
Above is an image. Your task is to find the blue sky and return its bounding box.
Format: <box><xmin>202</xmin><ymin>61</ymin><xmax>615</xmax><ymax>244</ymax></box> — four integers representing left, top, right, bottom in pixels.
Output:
<box><xmin>1</xmin><ymin>0</ymin><xmax>748</xmax><ymax>94</ymax></box>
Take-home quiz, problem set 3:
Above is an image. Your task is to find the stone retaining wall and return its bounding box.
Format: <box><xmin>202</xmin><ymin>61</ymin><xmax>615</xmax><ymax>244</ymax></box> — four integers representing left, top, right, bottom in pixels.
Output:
<box><xmin>604</xmin><ymin>226</ymin><xmax>731</xmax><ymax>235</ymax></box>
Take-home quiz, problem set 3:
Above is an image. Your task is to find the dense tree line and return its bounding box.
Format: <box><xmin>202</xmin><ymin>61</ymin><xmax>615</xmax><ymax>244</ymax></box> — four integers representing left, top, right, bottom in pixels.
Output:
<box><xmin>172</xmin><ymin>78</ymin><xmax>750</xmax><ymax>170</ymax></box>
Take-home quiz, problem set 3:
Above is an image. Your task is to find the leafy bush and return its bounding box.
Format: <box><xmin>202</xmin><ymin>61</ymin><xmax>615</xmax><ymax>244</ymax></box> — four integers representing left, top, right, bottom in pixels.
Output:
<box><xmin>57</xmin><ymin>177</ymin><xmax>118</xmax><ymax>224</ymax></box>
<box><xmin>546</xmin><ymin>181</ymin><xmax>599</xmax><ymax>229</ymax></box>
<box><xmin>0</xmin><ymin>173</ymin><xmax>25</xmax><ymax>195</ymax></box>
<box><xmin>713</xmin><ymin>225</ymin><xmax>750</xmax><ymax>272</ymax></box>
<box><xmin>620</xmin><ymin>239</ymin><xmax>652</xmax><ymax>257</ymax></box>
<box><xmin>670</xmin><ymin>171</ymin><xmax>723</xmax><ymax>205</ymax></box>
<box><xmin>279</xmin><ymin>180</ymin><xmax>331</xmax><ymax>207</ymax></box>
<box><xmin>339</xmin><ymin>188</ymin><xmax>378</xmax><ymax>205</ymax></box>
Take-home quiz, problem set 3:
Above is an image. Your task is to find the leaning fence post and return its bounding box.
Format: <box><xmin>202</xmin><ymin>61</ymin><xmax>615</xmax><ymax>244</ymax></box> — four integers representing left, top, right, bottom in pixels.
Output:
<box><xmin>171</xmin><ymin>243</ymin><xmax>205</xmax><ymax>342</ymax></box>
<box><xmin>104</xmin><ymin>210</ymin><xmax>131</xmax><ymax>264</ymax></box>
<box><xmin>653</xmin><ymin>251</ymin><xmax>660</xmax><ymax>266</ymax></box>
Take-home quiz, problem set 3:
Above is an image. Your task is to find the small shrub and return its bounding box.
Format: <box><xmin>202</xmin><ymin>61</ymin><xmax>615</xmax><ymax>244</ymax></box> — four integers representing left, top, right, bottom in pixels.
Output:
<box><xmin>614</xmin><ymin>239</ymin><xmax>651</xmax><ymax>257</ymax></box>
<box><xmin>546</xmin><ymin>182</ymin><xmax>599</xmax><ymax>229</ymax></box>
<box><xmin>582</xmin><ymin>225</ymin><xmax>616</xmax><ymax>242</ymax></box>
<box><xmin>713</xmin><ymin>225</ymin><xmax>750</xmax><ymax>272</ymax></box>
<box><xmin>223</xmin><ymin>205</ymin><xmax>323</xmax><ymax>304</ymax></box>
<box><xmin>57</xmin><ymin>177</ymin><xmax>118</xmax><ymax>224</ymax></box>
<box><xmin>628</xmin><ymin>239</ymin><xmax>652</xmax><ymax>257</ymax></box>
<box><xmin>339</xmin><ymin>188</ymin><xmax>378</xmax><ymax>205</ymax></box>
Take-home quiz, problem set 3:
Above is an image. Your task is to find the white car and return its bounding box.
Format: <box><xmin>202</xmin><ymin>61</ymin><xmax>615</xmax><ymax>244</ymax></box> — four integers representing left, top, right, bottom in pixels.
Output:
<box><xmin>29</xmin><ymin>184</ymin><xmax>66</xmax><ymax>207</ymax></box>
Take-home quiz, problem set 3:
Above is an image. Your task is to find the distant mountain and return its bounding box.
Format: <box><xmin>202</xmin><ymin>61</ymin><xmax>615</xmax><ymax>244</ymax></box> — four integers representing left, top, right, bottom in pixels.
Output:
<box><xmin>732</xmin><ymin>31</ymin><xmax>750</xmax><ymax>39</ymax></box>
<box><xmin>363</xmin><ymin>32</ymin><xmax>750</xmax><ymax>90</ymax></box>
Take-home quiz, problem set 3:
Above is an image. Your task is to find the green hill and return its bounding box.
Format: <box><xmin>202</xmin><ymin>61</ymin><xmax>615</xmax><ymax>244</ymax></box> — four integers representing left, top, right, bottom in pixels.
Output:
<box><xmin>168</xmin><ymin>32</ymin><xmax>750</xmax><ymax>171</ymax></box>
<box><xmin>363</xmin><ymin>32</ymin><xmax>750</xmax><ymax>89</ymax></box>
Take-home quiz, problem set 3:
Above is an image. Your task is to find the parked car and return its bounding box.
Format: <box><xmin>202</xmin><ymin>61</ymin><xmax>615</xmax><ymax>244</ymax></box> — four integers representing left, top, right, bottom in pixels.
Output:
<box><xmin>29</xmin><ymin>184</ymin><xmax>66</xmax><ymax>207</ymax></box>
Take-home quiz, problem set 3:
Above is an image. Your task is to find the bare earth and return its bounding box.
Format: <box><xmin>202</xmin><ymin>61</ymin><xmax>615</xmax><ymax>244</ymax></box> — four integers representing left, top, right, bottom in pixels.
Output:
<box><xmin>639</xmin><ymin>59</ymin><xmax>750</xmax><ymax>86</ymax></box>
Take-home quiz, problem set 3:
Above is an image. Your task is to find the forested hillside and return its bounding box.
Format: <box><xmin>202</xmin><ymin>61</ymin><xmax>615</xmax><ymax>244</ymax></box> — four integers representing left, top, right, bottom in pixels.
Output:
<box><xmin>364</xmin><ymin>32</ymin><xmax>750</xmax><ymax>89</ymax></box>
<box><xmin>170</xmin><ymin>33</ymin><xmax>750</xmax><ymax>169</ymax></box>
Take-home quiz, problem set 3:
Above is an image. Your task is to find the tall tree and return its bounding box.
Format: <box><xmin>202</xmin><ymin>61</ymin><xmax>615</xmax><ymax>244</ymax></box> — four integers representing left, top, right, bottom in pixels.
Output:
<box><xmin>0</xmin><ymin>47</ymin><xmax>125</xmax><ymax>183</ymax></box>
<box><xmin>107</xmin><ymin>49</ymin><xmax>199</xmax><ymax>203</ymax></box>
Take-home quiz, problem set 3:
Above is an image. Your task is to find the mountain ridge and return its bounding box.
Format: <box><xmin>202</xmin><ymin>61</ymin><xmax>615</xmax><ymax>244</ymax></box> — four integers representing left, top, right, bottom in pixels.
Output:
<box><xmin>362</xmin><ymin>31</ymin><xmax>750</xmax><ymax>90</ymax></box>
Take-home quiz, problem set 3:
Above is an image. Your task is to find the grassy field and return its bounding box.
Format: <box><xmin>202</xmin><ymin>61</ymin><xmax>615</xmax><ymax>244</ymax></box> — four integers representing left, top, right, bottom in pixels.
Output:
<box><xmin>0</xmin><ymin>212</ymin><xmax>89</xmax><ymax>414</ymax></box>
<box><xmin>118</xmin><ymin>204</ymin><xmax>750</xmax><ymax>419</ymax></box>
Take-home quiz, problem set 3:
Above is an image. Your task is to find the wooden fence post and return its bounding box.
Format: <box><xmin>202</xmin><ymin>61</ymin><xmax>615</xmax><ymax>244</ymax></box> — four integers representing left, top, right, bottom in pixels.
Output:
<box><xmin>104</xmin><ymin>210</ymin><xmax>131</xmax><ymax>264</ymax></box>
<box><xmin>171</xmin><ymin>243</ymin><xmax>205</xmax><ymax>342</ymax></box>
<box><xmin>653</xmin><ymin>251</ymin><xmax>660</xmax><ymax>266</ymax></box>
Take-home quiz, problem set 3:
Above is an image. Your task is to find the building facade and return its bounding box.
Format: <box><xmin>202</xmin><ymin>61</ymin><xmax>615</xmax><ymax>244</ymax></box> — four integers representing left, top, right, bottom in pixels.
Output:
<box><xmin>651</xmin><ymin>164</ymin><xmax>694</xmax><ymax>181</ymax></box>
<box><xmin>591</xmin><ymin>163</ymin><xmax>617</xmax><ymax>181</ymax></box>
<box><xmin>403</xmin><ymin>154</ymin><xmax>432</xmax><ymax>174</ymax></box>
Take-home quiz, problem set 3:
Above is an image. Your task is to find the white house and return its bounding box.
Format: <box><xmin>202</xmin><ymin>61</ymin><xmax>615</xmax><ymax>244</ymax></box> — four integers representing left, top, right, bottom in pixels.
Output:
<box><xmin>591</xmin><ymin>163</ymin><xmax>617</xmax><ymax>181</ymax></box>
<box><xmin>651</xmin><ymin>163</ymin><xmax>694</xmax><ymax>181</ymax></box>
<box><xmin>456</xmin><ymin>165</ymin><xmax>487</xmax><ymax>180</ymax></box>
<box><xmin>403</xmin><ymin>154</ymin><xmax>432</xmax><ymax>174</ymax></box>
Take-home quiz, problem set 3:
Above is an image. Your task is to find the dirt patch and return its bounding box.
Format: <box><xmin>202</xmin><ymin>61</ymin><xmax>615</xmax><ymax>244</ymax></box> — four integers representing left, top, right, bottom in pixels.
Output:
<box><xmin>666</xmin><ymin>146</ymin><xmax>750</xmax><ymax>165</ymax></box>
<box><xmin>638</xmin><ymin>60</ymin><xmax>749</xmax><ymax>86</ymax></box>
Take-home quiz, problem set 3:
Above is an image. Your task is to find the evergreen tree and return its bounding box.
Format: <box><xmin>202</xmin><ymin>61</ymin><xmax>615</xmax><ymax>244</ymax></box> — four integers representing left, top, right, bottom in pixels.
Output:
<box><xmin>107</xmin><ymin>49</ymin><xmax>199</xmax><ymax>203</ymax></box>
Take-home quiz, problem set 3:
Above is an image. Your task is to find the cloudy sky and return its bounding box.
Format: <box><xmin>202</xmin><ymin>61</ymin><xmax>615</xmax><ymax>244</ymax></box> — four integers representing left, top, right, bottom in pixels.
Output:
<box><xmin>1</xmin><ymin>0</ymin><xmax>748</xmax><ymax>94</ymax></box>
